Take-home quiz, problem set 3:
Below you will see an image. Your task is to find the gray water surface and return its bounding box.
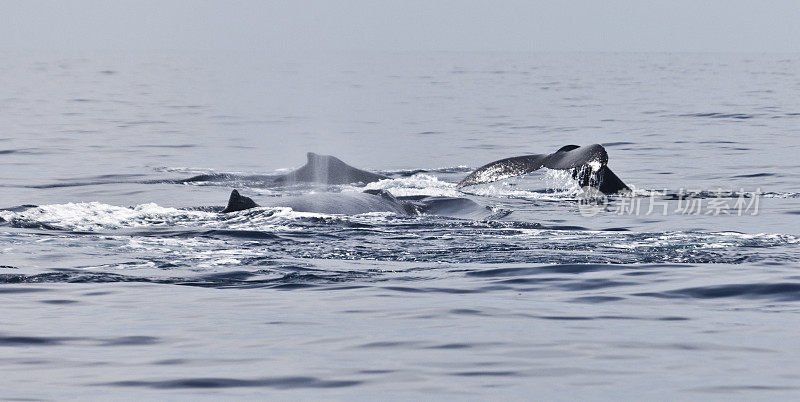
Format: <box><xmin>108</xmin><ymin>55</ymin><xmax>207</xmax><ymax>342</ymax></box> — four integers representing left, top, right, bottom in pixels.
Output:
<box><xmin>1</xmin><ymin>51</ymin><xmax>799</xmax><ymax>399</ymax></box>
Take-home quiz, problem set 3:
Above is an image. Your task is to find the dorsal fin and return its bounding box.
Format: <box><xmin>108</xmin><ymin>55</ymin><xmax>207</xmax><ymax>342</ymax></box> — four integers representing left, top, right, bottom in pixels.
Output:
<box><xmin>306</xmin><ymin>152</ymin><xmax>345</xmax><ymax>165</ymax></box>
<box><xmin>555</xmin><ymin>145</ymin><xmax>581</xmax><ymax>153</ymax></box>
<box><xmin>306</xmin><ymin>152</ymin><xmax>321</xmax><ymax>162</ymax></box>
<box><xmin>222</xmin><ymin>189</ymin><xmax>260</xmax><ymax>213</ymax></box>
<box><xmin>274</xmin><ymin>153</ymin><xmax>390</xmax><ymax>185</ymax></box>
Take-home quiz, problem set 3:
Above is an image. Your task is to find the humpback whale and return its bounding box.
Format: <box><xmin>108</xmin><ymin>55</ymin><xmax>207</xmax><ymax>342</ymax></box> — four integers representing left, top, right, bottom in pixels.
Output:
<box><xmin>223</xmin><ymin>189</ymin><xmax>415</xmax><ymax>215</ymax></box>
<box><xmin>181</xmin><ymin>152</ymin><xmax>390</xmax><ymax>187</ymax></box>
<box><xmin>457</xmin><ymin>144</ymin><xmax>629</xmax><ymax>194</ymax></box>
<box><xmin>221</xmin><ymin>189</ymin><xmax>509</xmax><ymax>219</ymax></box>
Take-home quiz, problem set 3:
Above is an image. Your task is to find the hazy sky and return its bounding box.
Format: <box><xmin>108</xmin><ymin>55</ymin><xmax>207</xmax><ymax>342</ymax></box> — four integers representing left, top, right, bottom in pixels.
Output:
<box><xmin>3</xmin><ymin>0</ymin><xmax>799</xmax><ymax>53</ymax></box>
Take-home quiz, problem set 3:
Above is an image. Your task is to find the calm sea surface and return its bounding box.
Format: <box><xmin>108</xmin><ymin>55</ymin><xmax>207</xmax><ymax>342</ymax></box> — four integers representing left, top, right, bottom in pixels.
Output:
<box><xmin>1</xmin><ymin>51</ymin><xmax>799</xmax><ymax>399</ymax></box>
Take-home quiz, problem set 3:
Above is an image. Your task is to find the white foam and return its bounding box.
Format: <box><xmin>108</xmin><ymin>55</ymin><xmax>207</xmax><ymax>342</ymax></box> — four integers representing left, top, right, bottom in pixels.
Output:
<box><xmin>153</xmin><ymin>166</ymin><xmax>217</xmax><ymax>174</ymax></box>
<box><xmin>0</xmin><ymin>202</ymin><xmax>217</xmax><ymax>231</ymax></box>
<box><xmin>461</xmin><ymin>169</ymin><xmax>584</xmax><ymax>200</ymax></box>
<box><xmin>0</xmin><ymin>201</ymin><xmax>363</xmax><ymax>233</ymax></box>
<box><xmin>357</xmin><ymin>174</ymin><xmax>462</xmax><ymax>197</ymax></box>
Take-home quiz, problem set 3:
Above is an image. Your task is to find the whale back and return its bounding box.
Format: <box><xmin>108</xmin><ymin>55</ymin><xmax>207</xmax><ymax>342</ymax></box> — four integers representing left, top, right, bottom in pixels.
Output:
<box><xmin>221</xmin><ymin>189</ymin><xmax>511</xmax><ymax>219</ymax></box>
<box><xmin>221</xmin><ymin>189</ymin><xmax>413</xmax><ymax>215</ymax></box>
<box><xmin>267</xmin><ymin>192</ymin><xmax>411</xmax><ymax>215</ymax></box>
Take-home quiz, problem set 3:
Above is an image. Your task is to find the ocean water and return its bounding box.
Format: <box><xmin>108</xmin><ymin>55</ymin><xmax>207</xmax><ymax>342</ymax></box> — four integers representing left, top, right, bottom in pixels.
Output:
<box><xmin>1</xmin><ymin>51</ymin><xmax>799</xmax><ymax>399</ymax></box>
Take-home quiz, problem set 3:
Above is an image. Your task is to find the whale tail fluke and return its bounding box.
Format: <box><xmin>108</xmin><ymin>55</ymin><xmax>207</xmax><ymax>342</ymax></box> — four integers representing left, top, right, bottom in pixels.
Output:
<box><xmin>222</xmin><ymin>189</ymin><xmax>260</xmax><ymax>213</ymax></box>
<box><xmin>458</xmin><ymin>144</ymin><xmax>628</xmax><ymax>194</ymax></box>
<box><xmin>572</xmin><ymin>165</ymin><xmax>630</xmax><ymax>194</ymax></box>
<box><xmin>457</xmin><ymin>154</ymin><xmax>548</xmax><ymax>189</ymax></box>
